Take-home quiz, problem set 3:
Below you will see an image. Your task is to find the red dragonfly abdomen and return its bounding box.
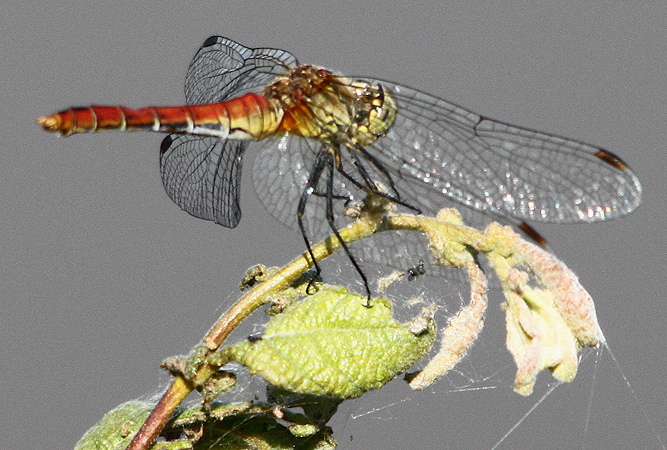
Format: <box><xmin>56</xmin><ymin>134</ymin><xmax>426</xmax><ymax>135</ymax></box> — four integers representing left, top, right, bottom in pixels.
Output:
<box><xmin>37</xmin><ymin>93</ymin><xmax>283</xmax><ymax>140</ymax></box>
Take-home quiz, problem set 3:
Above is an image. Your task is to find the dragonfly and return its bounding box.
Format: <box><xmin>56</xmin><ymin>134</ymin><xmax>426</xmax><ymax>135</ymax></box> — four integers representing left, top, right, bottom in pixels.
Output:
<box><xmin>38</xmin><ymin>36</ymin><xmax>642</xmax><ymax>297</ymax></box>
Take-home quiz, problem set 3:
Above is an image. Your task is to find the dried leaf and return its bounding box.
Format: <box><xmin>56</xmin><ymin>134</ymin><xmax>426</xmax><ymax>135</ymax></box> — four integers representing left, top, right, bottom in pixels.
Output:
<box><xmin>480</xmin><ymin>223</ymin><xmax>604</xmax><ymax>395</ymax></box>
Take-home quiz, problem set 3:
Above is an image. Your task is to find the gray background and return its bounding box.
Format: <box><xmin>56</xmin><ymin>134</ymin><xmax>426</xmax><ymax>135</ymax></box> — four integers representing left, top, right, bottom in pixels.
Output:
<box><xmin>2</xmin><ymin>2</ymin><xmax>666</xmax><ymax>449</ymax></box>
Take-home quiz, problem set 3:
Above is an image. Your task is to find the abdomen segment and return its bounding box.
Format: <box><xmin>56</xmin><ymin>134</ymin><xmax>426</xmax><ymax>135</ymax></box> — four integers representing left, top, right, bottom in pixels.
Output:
<box><xmin>37</xmin><ymin>93</ymin><xmax>282</xmax><ymax>140</ymax></box>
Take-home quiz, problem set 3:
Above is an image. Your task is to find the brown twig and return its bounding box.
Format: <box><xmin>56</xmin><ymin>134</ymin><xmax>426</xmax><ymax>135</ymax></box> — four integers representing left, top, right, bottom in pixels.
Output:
<box><xmin>125</xmin><ymin>212</ymin><xmax>383</xmax><ymax>450</ymax></box>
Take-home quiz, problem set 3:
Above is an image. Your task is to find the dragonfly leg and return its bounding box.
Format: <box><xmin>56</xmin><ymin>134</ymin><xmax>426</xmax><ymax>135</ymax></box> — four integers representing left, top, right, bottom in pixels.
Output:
<box><xmin>297</xmin><ymin>152</ymin><xmax>328</xmax><ymax>295</ymax></box>
<box><xmin>323</xmin><ymin>152</ymin><xmax>372</xmax><ymax>305</ymax></box>
<box><xmin>353</xmin><ymin>144</ymin><xmax>401</xmax><ymax>199</ymax></box>
<box><xmin>341</xmin><ymin>144</ymin><xmax>421</xmax><ymax>214</ymax></box>
<box><xmin>297</xmin><ymin>149</ymin><xmax>371</xmax><ymax>303</ymax></box>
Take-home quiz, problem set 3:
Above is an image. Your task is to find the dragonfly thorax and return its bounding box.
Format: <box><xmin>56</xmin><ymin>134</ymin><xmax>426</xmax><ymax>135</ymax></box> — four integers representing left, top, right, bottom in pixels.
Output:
<box><xmin>264</xmin><ymin>65</ymin><xmax>397</xmax><ymax>147</ymax></box>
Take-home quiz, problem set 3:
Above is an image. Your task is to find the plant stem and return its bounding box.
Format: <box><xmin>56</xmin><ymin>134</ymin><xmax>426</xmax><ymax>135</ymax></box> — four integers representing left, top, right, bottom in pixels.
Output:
<box><xmin>125</xmin><ymin>212</ymin><xmax>382</xmax><ymax>450</ymax></box>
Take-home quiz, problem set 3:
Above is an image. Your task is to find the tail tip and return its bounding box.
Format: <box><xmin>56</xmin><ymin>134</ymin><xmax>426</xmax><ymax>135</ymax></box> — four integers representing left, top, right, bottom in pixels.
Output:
<box><xmin>36</xmin><ymin>115</ymin><xmax>62</xmax><ymax>132</ymax></box>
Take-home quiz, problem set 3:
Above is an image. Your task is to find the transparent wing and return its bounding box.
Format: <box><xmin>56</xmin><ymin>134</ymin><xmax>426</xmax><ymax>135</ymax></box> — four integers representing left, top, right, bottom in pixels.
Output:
<box><xmin>160</xmin><ymin>37</ymin><xmax>298</xmax><ymax>227</ymax></box>
<box><xmin>160</xmin><ymin>135</ymin><xmax>246</xmax><ymax>228</ymax></box>
<box><xmin>359</xmin><ymin>79</ymin><xmax>642</xmax><ymax>224</ymax></box>
<box><xmin>251</xmin><ymin>75</ymin><xmax>642</xmax><ymax>286</ymax></box>
<box><xmin>185</xmin><ymin>36</ymin><xmax>298</xmax><ymax>104</ymax></box>
<box><xmin>252</xmin><ymin>135</ymin><xmax>357</xmax><ymax>239</ymax></box>
<box><xmin>251</xmin><ymin>135</ymin><xmax>476</xmax><ymax>285</ymax></box>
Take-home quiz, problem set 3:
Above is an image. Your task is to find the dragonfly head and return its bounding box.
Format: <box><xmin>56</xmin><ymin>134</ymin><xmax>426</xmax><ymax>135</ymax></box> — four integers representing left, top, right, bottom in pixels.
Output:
<box><xmin>349</xmin><ymin>80</ymin><xmax>397</xmax><ymax>146</ymax></box>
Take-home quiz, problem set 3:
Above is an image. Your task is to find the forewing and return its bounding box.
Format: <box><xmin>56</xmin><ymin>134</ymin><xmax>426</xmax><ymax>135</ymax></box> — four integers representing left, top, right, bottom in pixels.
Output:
<box><xmin>360</xmin><ymin>79</ymin><xmax>642</xmax><ymax>224</ymax></box>
<box><xmin>160</xmin><ymin>135</ymin><xmax>246</xmax><ymax>228</ymax></box>
<box><xmin>185</xmin><ymin>36</ymin><xmax>298</xmax><ymax>104</ymax></box>
<box><xmin>250</xmin><ymin>75</ymin><xmax>642</xmax><ymax>293</ymax></box>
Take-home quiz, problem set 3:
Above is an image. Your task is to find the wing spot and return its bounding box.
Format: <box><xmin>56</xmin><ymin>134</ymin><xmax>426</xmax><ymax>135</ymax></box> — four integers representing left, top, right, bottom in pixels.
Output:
<box><xmin>595</xmin><ymin>149</ymin><xmax>628</xmax><ymax>171</ymax></box>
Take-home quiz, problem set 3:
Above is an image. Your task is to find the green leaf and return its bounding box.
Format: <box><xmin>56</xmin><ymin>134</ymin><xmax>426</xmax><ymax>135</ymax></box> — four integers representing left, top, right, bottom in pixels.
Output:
<box><xmin>75</xmin><ymin>401</ymin><xmax>336</xmax><ymax>450</ymax></box>
<box><xmin>221</xmin><ymin>285</ymin><xmax>436</xmax><ymax>399</ymax></box>
<box><xmin>74</xmin><ymin>401</ymin><xmax>154</xmax><ymax>450</ymax></box>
